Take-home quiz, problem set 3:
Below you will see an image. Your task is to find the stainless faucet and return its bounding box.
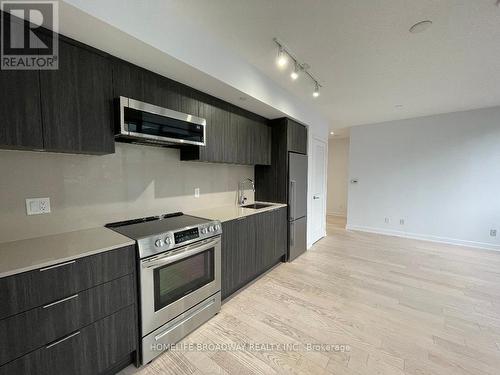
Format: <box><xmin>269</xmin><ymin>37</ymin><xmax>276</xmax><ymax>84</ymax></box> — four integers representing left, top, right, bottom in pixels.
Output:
<box><xmin>238</xmin><ymin>178</ymin><xmax>255</xmax><ymax>205</ymax></box>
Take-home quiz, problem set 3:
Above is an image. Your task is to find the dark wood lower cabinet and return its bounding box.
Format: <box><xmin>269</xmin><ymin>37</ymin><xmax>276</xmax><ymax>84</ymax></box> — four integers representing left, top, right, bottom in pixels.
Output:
<box><xmin>221</xmin><ymin>207</ymin><xmax>287</xmax><ymax>299</ymax></box>
<box><xmin>0</xmin><ymin>305</ymin><xmax>136</xmax><ymax>375</ymax></box>
<box><xmin>0</xmin><ymin>245</ymin><xmax>138</xmax><ymax>374</ymax></box>
<box><xmin>0</xmin><ymin>245</ymin><xmax>135</xmax><ymax>320</ymax></box>
<box><xmin>255</xmin><ymin>211</ymin><xmax>275</xmax><ymax>273</ymax></box>
<box><xmin>0</xmin><ymin>274</ymin><xmax>136</xmax><ymax>366</ymax></box>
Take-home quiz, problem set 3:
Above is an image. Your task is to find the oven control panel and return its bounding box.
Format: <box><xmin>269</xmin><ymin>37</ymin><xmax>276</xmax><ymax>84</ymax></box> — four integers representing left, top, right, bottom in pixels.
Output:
<box><xmin>138</xmin><ymin>220</ymin><xmax>222</xmax><ymax>258</ymax></box>
<box><xmin>174</xmin><ymin>227</ymin><xmax>199</xmax><ymax>244</ymax></box>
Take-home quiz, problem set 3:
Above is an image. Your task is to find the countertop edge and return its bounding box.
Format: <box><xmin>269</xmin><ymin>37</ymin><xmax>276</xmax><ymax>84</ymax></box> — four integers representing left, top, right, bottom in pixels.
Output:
<box><xmin>0</xmin><ymin>228</ymin><xmax>135</xmax><ymax>279</ymax></box>
<box><xmin>186</xmin><ymin>202</ymin><xmax>288</xmax><ymax>223</ymax></box>
<box><xmin>0</xmin><ymin>240</ymin><xmax>135</xmax><ymax>279</ymax></box>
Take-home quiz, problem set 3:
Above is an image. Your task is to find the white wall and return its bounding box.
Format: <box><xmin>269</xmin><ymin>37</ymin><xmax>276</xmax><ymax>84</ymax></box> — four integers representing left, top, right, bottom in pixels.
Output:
<box><xmin>0</xmin><ymin>144</ymin><xmax>253</xmax><ymax>243</ymax></box>
<box><xmin>347</xmin><ymin>106</ymin><xmax>500</xmax><ymax>251</ymax></box>
<box><xmin>327</xmin><ymin>138</ymin><xmax>349</xmax><ymax>217</ymax></box>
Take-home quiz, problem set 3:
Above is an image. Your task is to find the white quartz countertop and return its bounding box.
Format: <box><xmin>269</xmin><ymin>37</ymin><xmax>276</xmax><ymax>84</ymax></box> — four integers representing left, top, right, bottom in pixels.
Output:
<box><xmin>186</xmin><ymin>202</ymin><xmax>287</xmax><ymax>223</ymax></box>
<box><xmin>0</xmin><ymin>227</ymin><xmax>135</xmax><ymax>278</ymax></box>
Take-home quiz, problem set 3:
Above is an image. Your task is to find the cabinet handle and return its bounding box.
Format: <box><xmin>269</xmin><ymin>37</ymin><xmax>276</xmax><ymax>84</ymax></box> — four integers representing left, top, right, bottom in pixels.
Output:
<box><xmin>42</xmin><ymin>294</ymin><xmax>78</xmax><ymax>309</ymax></box>
<box><xmin>39</xmin><ymin>260</ymin><xmax>76</xmax><ymax>272</ymax></box>
<box><xmin>46</xmin><ymin>331</ymin><xmax>80</xmax><ymax>349</ymax></box>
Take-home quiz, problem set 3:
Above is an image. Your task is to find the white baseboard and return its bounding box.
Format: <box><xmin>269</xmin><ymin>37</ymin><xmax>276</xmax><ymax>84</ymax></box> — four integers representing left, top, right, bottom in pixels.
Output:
<box><xmin>346</xmin><ymin>225</ymin><xmax>500</xmax><ymax>252</ymax></box>
<box><xmin>327</xmin><ymin>212</ymin><xmax>346</xmax><ymax>218</ymax></box>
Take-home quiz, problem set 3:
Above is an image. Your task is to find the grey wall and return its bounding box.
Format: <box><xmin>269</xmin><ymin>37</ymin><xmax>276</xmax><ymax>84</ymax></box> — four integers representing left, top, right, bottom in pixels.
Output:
<box><xmin>347</xmin><ymin>106</ymin><xmax>500</xmax><ymax>251</ymax></box>
<box><xmin>0</xmin><ymin>143</ymin><xmax>253</xmax><ymax>243</ymax></box>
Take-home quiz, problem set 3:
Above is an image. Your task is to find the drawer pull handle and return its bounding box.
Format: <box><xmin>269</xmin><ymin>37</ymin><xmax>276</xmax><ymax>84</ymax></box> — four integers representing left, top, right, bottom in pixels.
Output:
<box><xmin>42</xmin><ymin>294</ymin><xmax>78</xmax><ymax>309</ymax></box>
<box><xmin>40</xmin><ymin>260</ymin><xmax>76</xmax><ymax>272</ymax></box>
<box><xmin>46</xmin><ymin>331</ymin><xmax>80</xmax><ymax>349</ymax></box>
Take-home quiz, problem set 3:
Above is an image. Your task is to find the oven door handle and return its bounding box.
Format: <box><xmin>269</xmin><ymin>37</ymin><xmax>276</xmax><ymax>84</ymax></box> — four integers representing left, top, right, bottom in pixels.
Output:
<box><xmin>142</xmin><ymin>236</ymin><xmax>221</xmax><ymax>269</ymax></box>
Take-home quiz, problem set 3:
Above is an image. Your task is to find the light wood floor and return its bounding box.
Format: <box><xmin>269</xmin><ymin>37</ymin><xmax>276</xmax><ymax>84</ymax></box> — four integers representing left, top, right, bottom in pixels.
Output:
<box><xmin>121</xmin><ymin>220</ymin><xmax>500</xmax><ymax>375</ymax></box>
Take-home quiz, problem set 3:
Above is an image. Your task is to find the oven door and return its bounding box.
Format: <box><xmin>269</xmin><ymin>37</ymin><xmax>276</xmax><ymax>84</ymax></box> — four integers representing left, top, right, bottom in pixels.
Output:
<box><xmin>140</xmin><ymin>236</ymin><xmax>221</xmax><ymax>336</ymax></box>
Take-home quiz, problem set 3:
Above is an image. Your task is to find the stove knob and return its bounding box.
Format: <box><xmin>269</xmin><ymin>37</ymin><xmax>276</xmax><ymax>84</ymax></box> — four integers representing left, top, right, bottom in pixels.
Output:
<box><xmin>201</xmin><ymin>228</ymin><xmax>208</xmax><ymax>234</ymax></box>
<box><xmin>155</xmin><ymin>239</ymin><xmax>163</xmax><ymax>247</ymax></box>
<box><xmin>215</xmin><ymin>224</ymin><xmax>221</xmax><ymax>231</ymax></box>
<box><xmin>209</xmin><ymin>225</ymin><xmax>215</xmax><ymax>232</ymax></box>
<box><xmin>165</xmin><ymin>237</ymin><xmax>171</xmax><ymax>245</ymax></box>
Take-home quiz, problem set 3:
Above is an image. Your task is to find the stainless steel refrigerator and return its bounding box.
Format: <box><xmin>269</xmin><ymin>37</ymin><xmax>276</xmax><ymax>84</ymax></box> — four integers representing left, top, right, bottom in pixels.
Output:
<box><xmin>288</xmin><ymin>152</ymin><xmax>308</xmax><ymax>261</ymax></box>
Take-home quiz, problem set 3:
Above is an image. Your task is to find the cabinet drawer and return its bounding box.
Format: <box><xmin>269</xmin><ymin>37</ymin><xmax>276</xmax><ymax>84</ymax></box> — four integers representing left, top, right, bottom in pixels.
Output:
<box><xmin>0</xmin><ymin>245</ymin><xmax>135</xmax><ymax>320</ymax></box>
<box><xmin>0</xmin><ymin>274</ymin><xmax>136</xmax><ymax>366</ymax></box>
<box><xmin>0</xmin><ymin>305</ymin><xmax>137</xmax><ymax>375</ymax></box>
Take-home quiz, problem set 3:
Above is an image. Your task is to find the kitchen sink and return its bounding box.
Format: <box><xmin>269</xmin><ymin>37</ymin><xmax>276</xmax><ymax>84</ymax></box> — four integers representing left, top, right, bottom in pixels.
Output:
<box><xmin>241</xmin><ymin>203</ymin><xmax>273</xmax><ymax>209</ymax></box>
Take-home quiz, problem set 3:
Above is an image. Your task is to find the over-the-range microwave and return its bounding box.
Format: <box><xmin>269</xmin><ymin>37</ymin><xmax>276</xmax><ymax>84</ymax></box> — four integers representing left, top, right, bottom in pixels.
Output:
<box><xmin>115</xmin><ymin>96</ymin><xmax>206</xmax><ymax>147</ymax></box>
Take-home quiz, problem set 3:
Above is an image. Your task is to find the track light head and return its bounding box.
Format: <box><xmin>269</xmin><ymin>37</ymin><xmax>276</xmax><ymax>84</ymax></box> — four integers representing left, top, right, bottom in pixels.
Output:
<box><xmin>313</xmin><ymin>82</ymin><xmax>320</xmax><ymax>97</ymax></box>
<box><xmin>290</xmin><ymin>62</ymin><xmax>299</xmax><ymax>80</ymax></box>
<box><xmin>276</xmin><ymin>46</ymin><xmax>288</xmax><ymax>68</ymax></box>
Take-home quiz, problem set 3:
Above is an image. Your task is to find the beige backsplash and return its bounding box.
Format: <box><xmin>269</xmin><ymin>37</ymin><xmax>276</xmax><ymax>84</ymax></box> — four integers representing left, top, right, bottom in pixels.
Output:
<box><xmin>0</xmin><ymin>143</ymin><xmax>254</xmax><ymax>243</ymax></box>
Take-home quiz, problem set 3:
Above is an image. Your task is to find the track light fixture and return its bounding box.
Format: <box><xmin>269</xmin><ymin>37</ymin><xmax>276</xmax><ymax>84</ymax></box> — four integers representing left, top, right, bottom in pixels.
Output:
<box><xmin>290</xmin><ymin>62</ymin><xmax>299</xmax><ymax>80</ymax></box>
<box><xmin>273</xmin><ymin>38</ymin><xmax>322</xmax><ymax>98</ymax></box>
<box><xmin>276</xmin><ymin>46</ymin><xmax>288</xmax><ymax>68</ymax></box>
<box><xmin>313</xmin><ymin>82</ymin><xmax>320</xmax><ymax>97</ymax></box>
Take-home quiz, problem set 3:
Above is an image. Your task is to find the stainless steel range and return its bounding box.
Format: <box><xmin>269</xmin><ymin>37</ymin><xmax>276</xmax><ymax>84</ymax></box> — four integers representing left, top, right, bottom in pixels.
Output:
<box><xmin>106</xmin><ymin>212</ymin><xmax>222</xmax><ymax>364</ymax></box>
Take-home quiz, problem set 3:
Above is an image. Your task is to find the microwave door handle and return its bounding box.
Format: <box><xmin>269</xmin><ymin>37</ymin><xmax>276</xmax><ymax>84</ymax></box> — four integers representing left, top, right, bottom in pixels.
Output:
<box><xmin>142</xmin><ymin>236</ymin><xmax>221</xmax><ymax>269</ymax></box>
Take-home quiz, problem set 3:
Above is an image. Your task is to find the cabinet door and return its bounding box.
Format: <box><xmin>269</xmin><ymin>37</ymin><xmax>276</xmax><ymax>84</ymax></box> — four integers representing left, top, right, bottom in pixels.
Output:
<box><xmin>0</xmin><ymin>275</ymin><xmax>135</xmax><ymax>366</ymax></box>
<box><xmin>112</xmin><ymin>60</ymin><xmax>199</xmax><ymax>117</ymax></box>
<box><xmin>254</xmin><ymin>211</ymin><xmax>275</xmax><ymax>274</ymax></box>
<box><xmin>233</xmin><ymin>113</ymin><xmax>250</xmax><ymax>164</ymax></box>
<box><xmin>0</xmin><ymin>70</ymin><xmax>43</xmax><ymax>149</ymax></box>
<box><xmin>39</xmin><ymin>39</ymin><xmax>114</xmax><ymax>154</ymax></box>
<box><xmin>287</xmin><ymin>119</ymin><xmax>308</xmax><ymax>154</ymax></box>
<box><xmin>221</xmin><ymin>219</ymin><xmax>237</xmax><ymax>299</ymax></box>
<box><xmin>112</xmin><ymin>59</ymin><xmax>155</xmax><ymax>104</ymax></box>
<box><xmin>273</xmin><ymin>207</ymin><xmax>287</xmax><ymax>259</ymax></box>
<box><xmin>248</xmin><ymin>118</ymin><xmax>271</xmax><ymax>166</ymax></box>
<box><xmin>198</xmin><ymin>103</ymin><xmax>225</xmax><ymax>162</ymax></box>
<box><xmin>0</xmin><ymin>245</ymin><xmax>135</xmax><ymax>320</ymax></box>
<box><xmin>238</xmin><ymin>215</ymin><xmax>256</xmax><ymax>284</ymax></box>
<box><xmin>0</xmin><ymin>305</ymin><xmax>136</xmax><ymax>375</ymax></box>
<box><xmin>258</xmin><ymin>122</ymin><xmax>272</xmax><ymax>165</ymax></box>
<box><xmin>221</xmin><ymin>216</ymin><xmax>256</xmax><ymax>299</ymax></box>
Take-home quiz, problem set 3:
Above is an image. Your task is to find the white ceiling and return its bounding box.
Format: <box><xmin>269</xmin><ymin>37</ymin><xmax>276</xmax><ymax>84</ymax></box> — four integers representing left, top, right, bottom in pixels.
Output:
<box><xmin>173</xmin><ymin>0</ymin><xmax>500</xmax><ymax>131</ymax></box>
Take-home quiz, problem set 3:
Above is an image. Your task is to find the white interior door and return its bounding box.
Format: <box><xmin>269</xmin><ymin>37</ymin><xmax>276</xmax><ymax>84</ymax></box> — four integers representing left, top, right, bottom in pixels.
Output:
<box><xmin>310</xmin><ymin>138</ymin><xmax>327</xmax><ymax>244</ymax></box>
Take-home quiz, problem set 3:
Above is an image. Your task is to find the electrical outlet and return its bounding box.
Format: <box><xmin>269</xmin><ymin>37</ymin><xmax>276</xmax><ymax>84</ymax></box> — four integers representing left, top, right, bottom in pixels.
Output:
<box><xmin>26</xmin><ymin>197</ymin><xmax>51</xmax><ymax>215</ymax></box>
<box><xmin>384</xmin><ymin>217</ymin><xmax>390</xmax><ymax>224</ymax></box>
<box><xmin>194</xmin><ymin>188</ymin><xmax>200</xmax><ymax>198</ymax></box>
<box><xmin>491</xmin><ymin>229</ymin><xmax>497</xmax><ymax>237</ymax></box>
<box><xmin>399</xmin><ymin>219</ymin><xmax>405</xmax><ymax>225</ymax></box>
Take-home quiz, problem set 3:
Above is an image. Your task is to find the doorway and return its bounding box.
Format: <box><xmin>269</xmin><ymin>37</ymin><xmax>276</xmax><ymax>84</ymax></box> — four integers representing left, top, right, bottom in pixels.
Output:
<box><xmin>326</xmin><ymin>136</ymin><xmax>349</xmax><ymax>228</ymax></box>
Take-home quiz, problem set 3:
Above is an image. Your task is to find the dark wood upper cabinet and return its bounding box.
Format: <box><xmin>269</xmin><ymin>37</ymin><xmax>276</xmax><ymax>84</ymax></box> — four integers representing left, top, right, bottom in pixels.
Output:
<box><xmin>0</xmin><ymin>26</ymin><xmax>270</xmax><ymax>160</ymax></box>
<box><xmin>39</xmin><ymin>38</ymin><xmax>114</xmax><ymax>154</ymax></box>
<box><xmin>181</xmin><ymin>110</ymin><xmax>271</xmax><ymax>166</ymax></box>
<box><xmin>255</xmin><ymin>118</ymin><xmax>308</xmax><ymax>204</ymax></box>
<box><xmin>111</xmin><ymin>59</ymin><xmax>199</xmax><ymax>116</ymax></box>
<box><xmin>0</xmin><ymin>70</ymin><xmax>43</xmax><ymax>150</ymax></box>
<box><xmin>287</xmin><ymin>119</ymin><xmax>308</xmax><ymax>154</ymax></box>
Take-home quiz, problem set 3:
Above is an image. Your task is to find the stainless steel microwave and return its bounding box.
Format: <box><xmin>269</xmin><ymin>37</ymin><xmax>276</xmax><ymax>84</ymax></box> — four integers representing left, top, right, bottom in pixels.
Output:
<box><xmin>115</xmin><ymin>96</ymin><xmax>206</xmax><ymax>147</ymax></box>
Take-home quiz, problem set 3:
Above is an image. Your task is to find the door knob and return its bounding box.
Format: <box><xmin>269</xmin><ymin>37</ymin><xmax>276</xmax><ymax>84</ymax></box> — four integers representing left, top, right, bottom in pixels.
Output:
<box><xmin>313</xmin><ymin>195</ymin><xmax>320</xmax><ymax>200</ymax></box>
